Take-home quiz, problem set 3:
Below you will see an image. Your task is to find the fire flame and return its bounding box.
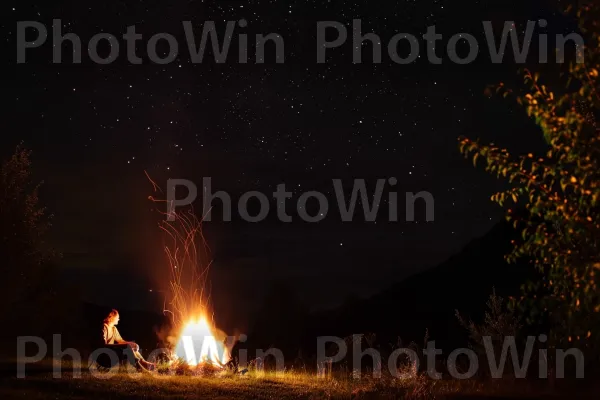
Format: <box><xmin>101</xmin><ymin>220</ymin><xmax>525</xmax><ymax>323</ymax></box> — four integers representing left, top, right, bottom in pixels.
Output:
<box><xmin>146</xmin><ymin>171</ymin><xmax>231</xmax><ymax>369</ymax></box>
<box><xmin>175</xmin><ymin>316</ymin><xmax>230</xmax><ymax>366</ymax></box>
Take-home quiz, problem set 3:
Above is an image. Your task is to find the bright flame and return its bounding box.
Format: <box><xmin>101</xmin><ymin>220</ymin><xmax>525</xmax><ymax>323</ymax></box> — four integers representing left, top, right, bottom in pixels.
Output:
<box><xmin>146</xmin><ymin>172</ymin><xmax>232</xmax><ymax>369</ymax></box>
<box><xmin>175</xmin><ymin>316</ymin><xmax>230</xmax><ymax>366</ymax></box>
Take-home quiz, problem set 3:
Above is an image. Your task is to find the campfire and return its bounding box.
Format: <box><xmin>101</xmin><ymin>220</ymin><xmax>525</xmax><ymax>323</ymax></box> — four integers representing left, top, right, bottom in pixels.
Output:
<box><xmin>147</xmin><ymin>172</ymin><xmax>232</xmax><ymax>372</ymax></box>
<box><xmin>175</xmin><ymin>316</ymin><xmax>230</xmax><ymax>367</ymax></box>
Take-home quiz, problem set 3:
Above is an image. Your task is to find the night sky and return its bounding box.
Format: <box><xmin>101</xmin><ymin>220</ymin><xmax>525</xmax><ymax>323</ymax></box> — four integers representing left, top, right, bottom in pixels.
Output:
<box><xmin>5</xmin><ymin>1</ymin><xmax>570</xmax><ymax>332</ymax></box>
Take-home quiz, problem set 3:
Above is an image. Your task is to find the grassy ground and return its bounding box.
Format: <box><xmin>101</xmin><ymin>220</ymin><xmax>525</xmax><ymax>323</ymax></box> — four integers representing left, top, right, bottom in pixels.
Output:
<box><xmin>0</xmin><ymin>360</ymin><xmax>596</xmax><ymax>399</ymax></box>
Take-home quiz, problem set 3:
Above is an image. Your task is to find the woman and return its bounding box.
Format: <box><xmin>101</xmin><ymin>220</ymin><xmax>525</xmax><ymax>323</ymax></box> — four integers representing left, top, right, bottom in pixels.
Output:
<box><xmin>103</xmin><ymin>309</ymin><xmax>156</xmax><ymax>371</ymax></box>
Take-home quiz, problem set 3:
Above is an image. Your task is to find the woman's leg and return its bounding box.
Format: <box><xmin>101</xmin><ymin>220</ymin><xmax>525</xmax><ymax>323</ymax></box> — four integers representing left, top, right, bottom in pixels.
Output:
<box><xmin>133</xmin><ymin>350</ymin><xmax>156</xmax><ymax>370</ymax></box>
<box><xmin>133</xmin><ymin>351</ymin><xmax>145</xmax><ymax>361</ymax></box>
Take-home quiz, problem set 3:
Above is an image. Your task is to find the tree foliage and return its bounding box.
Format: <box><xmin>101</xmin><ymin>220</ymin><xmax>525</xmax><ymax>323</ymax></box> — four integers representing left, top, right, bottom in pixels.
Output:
<box><xmin>456</xmin><ymin>289</ymin><xmax>522</xmax><ymax>377</ymax></box>
<box><xmin>0</xmin><ymin>144</ymin><xmax>55</xmax><ymax>307</ymax></box>
<box><xmin>459</xmin><ymin>4</ymin><xmax>600</xmax><ymax>346</ymax></box>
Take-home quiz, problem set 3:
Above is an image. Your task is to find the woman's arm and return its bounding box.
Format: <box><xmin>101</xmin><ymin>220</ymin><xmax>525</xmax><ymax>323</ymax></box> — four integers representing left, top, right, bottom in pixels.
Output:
<box><xmin>102</xmin><ymin>325</ymin><xmax>109</xmax><ymax>344</ymax></box>
<box><xmin>113</xmin><ymin>327</ymin><xmax>140</xmax><ymax>352</ymax></box>
<box><xmin>114</xmin><ymin>327</ymin><xmax>127</xmax><ymax>344</ymax></box>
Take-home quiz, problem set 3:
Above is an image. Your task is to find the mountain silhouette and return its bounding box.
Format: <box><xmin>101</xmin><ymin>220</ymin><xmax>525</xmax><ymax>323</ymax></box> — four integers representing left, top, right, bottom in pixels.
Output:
<box><xmin>304</xmin><ymin>220</ymin><xmax>534</xmax><ymax>352</ymax></box>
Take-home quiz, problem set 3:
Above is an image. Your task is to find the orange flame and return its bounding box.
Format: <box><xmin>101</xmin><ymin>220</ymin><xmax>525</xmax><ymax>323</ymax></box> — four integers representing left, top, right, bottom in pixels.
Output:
<box><xmin>175</xmin><ymin>316</ymin><xmax>230</xmax><ymax>366</ymax></box>
<box><xmin>146</xmin><ymin>171</ymin><xmax>230</xmax><ymax>368</ymax></box>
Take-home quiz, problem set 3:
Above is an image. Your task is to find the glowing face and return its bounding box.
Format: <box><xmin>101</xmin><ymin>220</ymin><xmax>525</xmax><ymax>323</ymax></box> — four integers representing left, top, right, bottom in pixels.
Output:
<box><xmin>113</xmin><ymin>315</ymin><xmax>120</xmax><ymax>325</ymax></box>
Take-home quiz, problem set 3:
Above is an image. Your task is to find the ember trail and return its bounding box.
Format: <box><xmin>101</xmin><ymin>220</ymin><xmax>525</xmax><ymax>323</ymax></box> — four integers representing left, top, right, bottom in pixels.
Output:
<box><xmin>147</xmin><ymin>174</ymin><xmax>232</xmax><ymax>372</ymax></box>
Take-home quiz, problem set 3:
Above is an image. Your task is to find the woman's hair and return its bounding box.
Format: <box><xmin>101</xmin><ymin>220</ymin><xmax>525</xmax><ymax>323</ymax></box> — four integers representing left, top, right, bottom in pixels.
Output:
<box><xmin>103</xmin><ymin>309</ymin><xmax>119</xmax><ymax>324</ymax></box>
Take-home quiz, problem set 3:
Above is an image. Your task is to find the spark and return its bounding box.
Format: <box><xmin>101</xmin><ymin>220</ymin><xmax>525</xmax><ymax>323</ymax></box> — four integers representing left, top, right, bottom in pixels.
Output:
<box><xmin>146</xmin><ymin>173</ymin><xmax>230</xmax><ymax>369</ymax></box>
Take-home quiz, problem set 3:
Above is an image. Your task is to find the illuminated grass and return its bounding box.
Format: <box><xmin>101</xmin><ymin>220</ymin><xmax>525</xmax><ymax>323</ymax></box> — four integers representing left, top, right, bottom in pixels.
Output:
<box><xmin>1</xmin><ymin>361</ymin><xmax>588</xmax><ymax>400</ymax></box>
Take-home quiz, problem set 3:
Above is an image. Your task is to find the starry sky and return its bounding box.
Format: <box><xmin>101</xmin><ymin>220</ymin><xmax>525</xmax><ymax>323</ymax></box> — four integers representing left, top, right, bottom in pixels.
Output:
<box><xmin>5</xmin><ymin>0</ymin><xmax>571</xmax><ymax>332</ymax></box>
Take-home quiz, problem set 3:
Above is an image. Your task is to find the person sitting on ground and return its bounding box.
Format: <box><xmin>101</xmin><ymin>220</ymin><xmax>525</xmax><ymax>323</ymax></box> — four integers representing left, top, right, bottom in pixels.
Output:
<box><xmin>103</xmin><ymin>309</ymin><xmax>156</xmax><ymax>371</ymax></box>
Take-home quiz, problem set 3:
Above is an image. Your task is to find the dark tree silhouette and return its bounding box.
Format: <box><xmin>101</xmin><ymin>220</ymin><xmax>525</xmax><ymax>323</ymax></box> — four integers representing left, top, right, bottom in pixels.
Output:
<box><xmin>0</xmin><ymin>144</ymin><xmax>55</xmax><ymax>312</ymax></box>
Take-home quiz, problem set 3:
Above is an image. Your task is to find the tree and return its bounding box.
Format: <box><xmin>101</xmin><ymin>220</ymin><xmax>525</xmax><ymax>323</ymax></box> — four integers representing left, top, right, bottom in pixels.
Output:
<box><xmin>459</xmin><ymin>4</ymin><xmax>600</xmax><ymax>348</ymax></box>
<box><xmin>0</xmin><ymin>144</ymin><xmax>55</xmax><ymax>309</ymax></box>
<box><xmin>456</xmin><ymin>289</ymin><xmax>522</xmax><ymax>378</ymax></box>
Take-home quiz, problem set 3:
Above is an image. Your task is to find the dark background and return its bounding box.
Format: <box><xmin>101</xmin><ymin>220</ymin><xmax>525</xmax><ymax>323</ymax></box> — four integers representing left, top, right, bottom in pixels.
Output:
<box><xmin>4</xmin><ymin>0</ymin><xmax>576</xmax><ymax>336</ymax></box>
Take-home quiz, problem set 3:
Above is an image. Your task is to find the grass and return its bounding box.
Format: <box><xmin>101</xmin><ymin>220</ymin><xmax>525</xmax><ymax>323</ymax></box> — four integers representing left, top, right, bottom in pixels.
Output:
<box><xmin>0</xmin><ymin>359</ymin><xmax>596</xmax><ymax>399</ymax></box>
